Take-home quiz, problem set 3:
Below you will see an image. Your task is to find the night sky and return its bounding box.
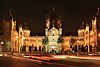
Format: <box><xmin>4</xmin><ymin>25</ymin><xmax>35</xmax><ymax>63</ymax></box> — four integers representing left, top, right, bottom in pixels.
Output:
<box><xmin>0</xmin><ymin>0</ymin><xmax>100</xmax><ymax>36</ymax></box>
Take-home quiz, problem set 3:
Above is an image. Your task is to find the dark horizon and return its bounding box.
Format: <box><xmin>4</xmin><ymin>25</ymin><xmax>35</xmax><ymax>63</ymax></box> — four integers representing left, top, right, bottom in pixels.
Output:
<box><xmin>0</xmin><ymin>0</ymin><xmax>100</xmax><ymax>36</ymax></box>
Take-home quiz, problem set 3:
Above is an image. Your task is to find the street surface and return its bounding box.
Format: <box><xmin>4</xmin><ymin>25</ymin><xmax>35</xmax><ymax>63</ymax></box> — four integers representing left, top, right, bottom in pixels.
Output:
<box><xmin>0</xmin><ymin>55</ymin><xmax>100</xmax><ymax>67</ymax></box>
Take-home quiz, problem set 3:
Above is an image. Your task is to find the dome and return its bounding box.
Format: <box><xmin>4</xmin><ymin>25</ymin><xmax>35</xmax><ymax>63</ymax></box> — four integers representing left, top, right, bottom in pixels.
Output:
<box><xmin>46</xmin><ymin>7</ymin><xmax>62</xmax><ymax>28</ymax></box>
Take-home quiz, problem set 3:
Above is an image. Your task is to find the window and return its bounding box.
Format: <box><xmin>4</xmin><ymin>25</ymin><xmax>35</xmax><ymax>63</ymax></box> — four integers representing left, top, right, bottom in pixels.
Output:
<box><xmin>86</xmin><ymin>31</ymin><xmax>88</xmax><ymax>34</ymax></box>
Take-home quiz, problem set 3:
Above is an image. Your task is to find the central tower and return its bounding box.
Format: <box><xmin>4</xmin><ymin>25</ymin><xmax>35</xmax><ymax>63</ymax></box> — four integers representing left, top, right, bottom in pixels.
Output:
<box><xmin>44</xmin><ymin>7</ymin><xmax>63</xmax><ymax>54</ymax></box>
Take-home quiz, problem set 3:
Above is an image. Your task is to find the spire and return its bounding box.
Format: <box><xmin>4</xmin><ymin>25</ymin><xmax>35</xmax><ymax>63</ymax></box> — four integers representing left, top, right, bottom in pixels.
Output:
<box><xmin>82</xmin><ymin>22</ymin><xmax>85</xmax><ymax>25</ymax></box>
<box><xmin>23</xmin><ymin>22</ymin><xmax>29</xmax><ymax>30</ymax></box>
<box><xmin>53</xmin><ymin>6</ymin><xmax>55</xmax><ymax>12</ymax></box>
<box><xmin>46</xmin><ymin>14</ymin><xmax>49</xmax><ymax>19</ymax></box>
<box><xmin>19</xmin><ymin>24</ymin><xmax>22</xmax><ymax>28</ymax></box>
<box><xmin>86</xmin><ymin>23</ymin><xmax>88</xmax><ymax>26</ymax></box>
<box><xmin>47</xmin><ymin>4</ymin><xmax>62</xmax><ymax>29</ymax></box>
<box><xmin>96</xmin><ymin>8</ymin><xmax>99</xmax><ymax>16</ymax></box>
<box><xmin>94</xmin><ymin>8</ymin><xmax>100</xmax><ymax>20</ymax></box>
<box><xmin>9</xmin><ymin>10</ymin><xmax>13</xmax><ymax>20</ymax></box>
<box><xmin>24</xmin><ymin>22</ymin><xmax>27</xmax><ymax>26</ymax></box>
<box><xmin>80</xmin><ymin>22</ymin><xmax>85</xmax><ymax>29</ymax></box>
<box><xmin>46</xmin><ymin>15</ymin><xmax>50</xmax><ymax>29</ymax></box>
<box><xmin>53</xmin><ymin>24</ymin><xmax>54</xmax><ymax>27</ymax></box>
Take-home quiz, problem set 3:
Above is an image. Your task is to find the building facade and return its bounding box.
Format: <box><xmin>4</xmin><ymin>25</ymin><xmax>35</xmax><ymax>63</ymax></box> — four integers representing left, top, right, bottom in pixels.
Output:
<box><xmin>1</xmin><ymin>8</ymin><xmax>100</xmax><ymax>54</ymax></box>
<box><xmin>77</xmin><ymin>8</ymin><xmax>100</xmax><ymax>53</ymax></box>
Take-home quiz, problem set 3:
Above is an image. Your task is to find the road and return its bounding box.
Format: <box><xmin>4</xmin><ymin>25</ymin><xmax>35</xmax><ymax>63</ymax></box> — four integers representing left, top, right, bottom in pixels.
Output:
<box><xmin>0</xmin><ymin>56</ymin><xmax>72</xmax><ymax>67</ymax></box>
<box><xmin>49</xmin><ymin>58</ymin><xmax>100</xmax><ymax>67</ymax></box>
<box><xmin>0</xmin><ymin>56</ymin><xmax>100</xmax><ymax>67</ymax></box>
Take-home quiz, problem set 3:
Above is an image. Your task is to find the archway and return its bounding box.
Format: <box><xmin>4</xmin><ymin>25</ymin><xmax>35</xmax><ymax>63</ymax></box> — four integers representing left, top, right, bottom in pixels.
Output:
<box><xmin>39</xmin><ymin>46</ymin><xmax>41</xmax><ymax>51</ymax></box>
<box><xmin>29</xmin><ymin>46</ymin><xmax>32</xmax><ymax>52</ymax></box>
<box><xmin>34</xmin><ymin>46</ymin><xmax>37</xmax><ymax>51</ymax></box>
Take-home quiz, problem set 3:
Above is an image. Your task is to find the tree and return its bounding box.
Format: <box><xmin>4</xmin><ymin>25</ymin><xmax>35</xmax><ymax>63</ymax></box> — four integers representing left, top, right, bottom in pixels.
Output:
<box><xmin>42</xmin><ymin>37</ymin><xmax>49</xmax><ymax>53</ymax></box>
<box><xmin>42</xmin><ymin>37</ymin><xmax>49</xmax><ymax>45</ymax></box>
<box><xmin>57</xmin><ymin>37</ymin><xmax>63</xmax><ymax>44</ymax></box>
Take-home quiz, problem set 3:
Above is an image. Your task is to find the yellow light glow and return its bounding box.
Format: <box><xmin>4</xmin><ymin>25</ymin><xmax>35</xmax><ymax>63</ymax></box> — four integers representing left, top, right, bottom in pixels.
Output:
<box><xmin>23</xmin><ymin>37</ymin><xmax>25</xmax><ymax>39</ymax></box>
<box><xmin>67</xmin><ymin>42</ymin><xmax>69</xmax><ymax>44</ymax></box>
<box><xmin>51</xmin><ymin>46</ymin><xmax>55</xmax><ymax>49</ymax></box>
<box><xmin>52</xmin><ymin>55</ymin><xmax>67</xmax><ymax>59</ymax></box>
<box><xmin>52</xmin><ymin>30</ymin><xmax>55</xmax><ymax>33</ymax></box>
<box><xmin>77</xmin><ymin>40</ymin><xmax>79</xmax><ymax>43</ymax></box>
<box><xmin>1</xmin><ymin>42</ymin><xmax>4</xmax><ymax>44</ymax></box>
<box><xmin>16</xmin><ymin>36</ymin><xmax>18</xmax><ymax>39</ymax></box>
<box><xmin>98</xmin><ymin>33</ymin><xmax>100</xmax><ymax>37</ymax></box>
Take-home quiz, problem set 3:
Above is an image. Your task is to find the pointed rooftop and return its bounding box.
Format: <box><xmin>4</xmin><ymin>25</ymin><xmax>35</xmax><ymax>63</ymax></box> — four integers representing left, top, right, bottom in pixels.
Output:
<box><xmin>94</xmin><ymin>8</ymin><xmax>100</xmax><ymax>20</ymax></box>
<box><xmin>3</xmin><ymin>10</ymin><xmax>15</xmax><ymax>21</ymax></box>
<box><xmin>47</xmin><ymin>6</ymin><xmax>62</xmax><ymax>29</ymax></box>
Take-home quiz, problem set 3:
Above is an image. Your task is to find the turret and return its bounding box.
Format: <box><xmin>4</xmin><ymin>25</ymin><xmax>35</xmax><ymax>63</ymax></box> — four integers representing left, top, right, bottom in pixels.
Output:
<box><xmin>45</xmin><ymin>28</ymin><xmax>48</xmax><ymax>36</ymax></box>
<box><xmin>22</xmin><ymin>23</ymin><xmax>30</xmax><ymax>37</ymax></box>
<box><xmin>59</xmin><ymin>28</ymin><xmax>62</xmax><ymax>35</ymax></box>
<box><xmin>46</xmin><ymin>15</ymin><xmax>50</xmax><ymax>29</ymax></box>
<box><xmin>86</xmin><ymin>23</ymin><xmax>89</xmax><ymax>31</ymax></box>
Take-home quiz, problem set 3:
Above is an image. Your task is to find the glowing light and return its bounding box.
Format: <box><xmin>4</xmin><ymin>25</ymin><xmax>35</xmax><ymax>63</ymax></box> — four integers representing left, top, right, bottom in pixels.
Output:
<box><xmin>23</xmin><ymin>37</ymin><xmax>25</xmax><ymax>39</ymax></box>
<box><xmin>1</xmin><ymin>42</ymin><xmax>4</xmax><ymax>44</ymax></box>
<box><xmin>51</xmin><ymin>46</ymin><xmax>55</xmax><ymax>49</ymax></box>
<box><xmin>23</xmin><ymin>56</ymin><xmax>30</xmax><ymax>58</ymax></box>
<box><xmin>52</xmin><ymin>55</ymin><xmax>67</xmax><ymax>59</ymax></box>
<box><xmin>0</xmin><ymin>54</ymin><xmax>3</xmax><ymax>56</ymax></box>
<box><xmin>98</xmin><ymin>33</ymin><xmax>100</xmax><ymax>37</ymax></box>
<box><xmin>16</xmin><ymin>36</ymin><xmax>18</xmax><ymax>39</ymax></box>
<box><xmin>67</xmin><ymin>42</ymin><xmax>69</xmax><ymax>44</ymax></box>
<box><xmin>52</xmin><ymin>30</ymin><xmax>55</xmax><ymax>34</ymax></box>
<box><xmin>77</xmin><ymin>40</ymin><xmax>79</xmax><ymax>43</ymax></box>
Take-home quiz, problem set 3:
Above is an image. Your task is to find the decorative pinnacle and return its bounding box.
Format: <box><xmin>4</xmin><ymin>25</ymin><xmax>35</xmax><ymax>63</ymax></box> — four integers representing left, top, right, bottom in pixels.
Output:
<box><xmin>82</xmin><ymin>22</ymin><xmax>85</xmax><ymax>25</ymax></box>
<box><xmin>96</xmin><ymin>8</ymin><xmax>99</xmax><ymax>16</ymax></box>
<box><xmin>9</xmin><ymin>10</ymin><xmax>13</xmax><ymax>19</ymax></box>
<box><xmin>53</xmin><ymin>6</ymin><xmax>55</xmax><ymax>12</ymax></box>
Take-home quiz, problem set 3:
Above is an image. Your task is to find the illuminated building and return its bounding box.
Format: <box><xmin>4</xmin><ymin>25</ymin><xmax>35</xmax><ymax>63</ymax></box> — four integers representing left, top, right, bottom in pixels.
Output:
<box><xmin>62</xmin><ymin>36</ymin><xmax>78</xmax><ymax>52</ymax></box>
<box><xmin>2</xmin><ymin>10</ymin><xmax>18</xmax><ymax>52</ymax></box>
<box><xmin>1</xmin><ymin>8</ymin><xmax>77</xmax><ymax>53</ymax></box>
<box><xmin>90</xmin><ymin>8</ymin><xmax>100</xmax><ymax>52</ymax></box>
<box><xmin>18</xmin><ymin>24</ymin><xmax>45</xmax><ymax>52</ymax></box>
<box><xmin>18</xmin><ymin>7</ymin><xmax>63</xmax><ymax>53</ymax></box>
<box><xmin>77</xmin><ymin>8</ymin><xmax>100</xmax><ymax>53</ymax></box>
<box><xmin>77</xmin><ymin>22</ymin><xmax>90</xmax><ymax>53</ymax></box>
<box><xmin>1</xmin><ymin>8</ymin><xmax>100</xmax><ymax>54</ymax></box>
